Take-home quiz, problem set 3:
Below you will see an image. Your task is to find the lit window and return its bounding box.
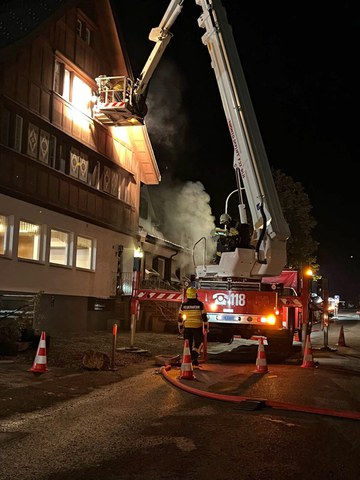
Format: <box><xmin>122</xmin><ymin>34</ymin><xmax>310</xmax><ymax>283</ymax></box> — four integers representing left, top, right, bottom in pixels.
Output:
<box><xmin>18</xmin><ymin>221</ymin><xmax>41</xmax><ymax>261</ymax></box>
<box><xmin>50</xmin><ymin>229</ymin><xmax>71</xmax><ymax>266</ymax></box>
<box><xmin>53</xmin><ymin>60</ymin><xmax>92</xmax><ymax>116</ymax></box>
<box><xmin>54</xmin><ymin>61</ymin><xmax>63</xmax><ymax>95</ymax></box>
<box><xmin>76</xmin><ymin>235</ymin><xmax>95</xmax><ymax>270</ymax></box>
<box><xmin>72</xmin><ymin>75</ymin><xmax>92</xmax><ymax>115</ymax></box>
<box><xmin>0</xmin><ymin>215</ymin><xmax>8</xmax><ymax>255</ymax></box>
<box><xmin>63</xmin><ymin>68</ymin><xmax>71</xmax><ymax>101</ymax></box>
<box><xmin>54</xmin><ymin>61</ymin><xmax>71</xmax><ymax>100</ymax></box>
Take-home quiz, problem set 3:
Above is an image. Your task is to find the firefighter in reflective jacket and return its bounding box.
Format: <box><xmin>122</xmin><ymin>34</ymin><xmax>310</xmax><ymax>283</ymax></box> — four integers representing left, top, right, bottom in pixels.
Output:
<box><xmin>178</xmin><ymin>287</ymin><xmax>209</xmax><ymax>366</ymax></box>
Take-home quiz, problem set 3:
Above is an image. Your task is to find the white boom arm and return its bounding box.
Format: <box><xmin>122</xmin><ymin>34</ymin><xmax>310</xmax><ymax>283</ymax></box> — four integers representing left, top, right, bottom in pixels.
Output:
<box><xmin>135</xmin><ymin>0</ymin><xmax>290</xmax><ymax>278</ymax></box>
<box><xmin>194</xmin><ymin>0</ymin><xmax>290</xmax><ymax>278</ymax></box>
<box><xmin>96</xmin><ymin>0</ymin><xmax>290</xmax><ymax>278</ymax></box>
<box><xmin>94</xmin><ymin>1</ymin><xmax>184</xmax><ymax>126</ymax></box>
<box><xmin>133</xmin><ymin>0</ymin><xmax>184</xmax><ymax>98</ymax></box>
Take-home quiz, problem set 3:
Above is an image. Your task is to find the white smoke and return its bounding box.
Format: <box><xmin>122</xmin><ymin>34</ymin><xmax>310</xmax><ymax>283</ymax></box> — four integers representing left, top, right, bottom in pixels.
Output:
<box><xmin>149</xmin><ymin>177</ymin><xmax>217</xmax><ymax>269</ymax></box>
<box><xmin>144</xmin><ymin>58</ymin><xmax>218</xmax><ymax>270</ymax></box>
<box><xmin>145</xmin><ymin>59</ymin><xmax>188</xmax><ymax>156</ymax></box>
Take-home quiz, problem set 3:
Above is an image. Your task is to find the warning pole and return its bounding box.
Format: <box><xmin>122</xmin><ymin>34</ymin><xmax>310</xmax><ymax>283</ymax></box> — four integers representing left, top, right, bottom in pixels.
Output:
<box><xmin>117</xmin><ymin>247</ymin><xmax>148</xmax><ymax>354</ymax></box>
<box><xmin>318</xmin><ymin>277</ymin><xmax>337</xmax><ymax>352</ymax></box>
<box><xmin>111</xmin><ymin>323</ymin><xmax>117</xmax><ymax>370</ymax></box>
<box><xmin>300</xmin><ymin>269</ymin><xmax>312</xmax><ymax>354</ymax></box>
<box><xmin>130</xmin><ymin>265</ymin><xmax>141</xmax><ymax>348</ymax></box>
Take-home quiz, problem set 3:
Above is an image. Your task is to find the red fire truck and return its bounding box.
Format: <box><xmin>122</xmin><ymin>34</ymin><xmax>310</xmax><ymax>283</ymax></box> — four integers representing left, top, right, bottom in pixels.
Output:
<box><xmin>94</xmin><ymin>0</ymin><xmax>312</xmax><ymax>349</ymax></box>
<box><xmin>196</xmin><ymin>270</ymin><xmax>306</xmax><ymax>349</ymax></box>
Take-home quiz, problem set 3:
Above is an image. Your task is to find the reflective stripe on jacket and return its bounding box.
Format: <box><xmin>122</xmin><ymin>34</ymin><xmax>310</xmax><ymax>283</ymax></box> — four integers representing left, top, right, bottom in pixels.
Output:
<box><xmin>178</xmin><ymin>298</ymin><xmax>207</xmax><ymax>328</ymax></box>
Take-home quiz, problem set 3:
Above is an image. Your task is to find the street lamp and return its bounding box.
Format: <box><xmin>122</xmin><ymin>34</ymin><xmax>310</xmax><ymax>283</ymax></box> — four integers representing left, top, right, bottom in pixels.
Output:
<box><xmin>133</xmin><ymin>246</ymin><xmax>143</xmax><ymax>271</ymax></box>
<box><xmin>130</xmin><ymin>246</ymin><xmax>143</xmax><ymax>347</ymax></box>
<box><xmin>117</xmin><ymin>246</ymin><xmax>148</xmax><ymax>353</ymax></box>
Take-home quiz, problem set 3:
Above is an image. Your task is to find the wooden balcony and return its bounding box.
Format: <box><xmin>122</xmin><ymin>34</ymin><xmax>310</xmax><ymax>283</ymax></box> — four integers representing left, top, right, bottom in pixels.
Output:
<box><xmin>0</xmin><ymin>145</ymin><xmax>137</xmax><ymax>235</ymax></box>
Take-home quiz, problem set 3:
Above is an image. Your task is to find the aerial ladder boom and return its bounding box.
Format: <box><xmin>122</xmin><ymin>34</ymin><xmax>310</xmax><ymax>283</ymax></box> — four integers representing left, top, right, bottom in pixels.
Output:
<box><xmin>134</xmin><ymin>0</ymin><xmax>184</xmax><ymax>98</ymax></box>
<box><xmin>94</xmin><ymin>1</ymin><xmax>183</xmax><ymax>126</ymax></box>
<box><xmin>94</xmin><ymin>0</ymin><xmax>290</xmax><ymax>278</ymax></box>
<box><xmin>193</xmin><ymin>0</ymin><xmax>290</xmax><ymax>279</ymax></box>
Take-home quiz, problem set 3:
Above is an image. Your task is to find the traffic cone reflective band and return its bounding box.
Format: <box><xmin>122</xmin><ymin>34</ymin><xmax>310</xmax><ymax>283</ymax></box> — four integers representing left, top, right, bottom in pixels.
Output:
<box><xmin>255</xmin><ymin>337</ymin><xmax>268</xmax><ymax>373</ymax></box>
<box><xmin>180</xmin><ymin>339</ymin><xmax>195</xmax><ymax>380</ymax></box>
<box><xmin>301</xmin><ymin>334</ymin><xmax>315</xmax><ymax>368</ymax></box>
<box><xmin>30</xmin><ymin>331</ymin><xmax>48</xmax><ymax>374</ymax></box>
<box><xmin>337</xmin><ymin>325</ymin><xmax>347</xmax><ymax>347</ymax></box>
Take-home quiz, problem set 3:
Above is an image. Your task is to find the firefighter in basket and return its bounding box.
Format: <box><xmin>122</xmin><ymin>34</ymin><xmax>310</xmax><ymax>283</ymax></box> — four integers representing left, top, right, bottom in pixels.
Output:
<box><xmin>178</xmin><ymin>287</ymin><xmax>209</xmax><ymax>366</ymax></box>
<box><xmin>211</xmin><ymin>213</ymin><xmax>240</xmax><ymax>264</ymax></box>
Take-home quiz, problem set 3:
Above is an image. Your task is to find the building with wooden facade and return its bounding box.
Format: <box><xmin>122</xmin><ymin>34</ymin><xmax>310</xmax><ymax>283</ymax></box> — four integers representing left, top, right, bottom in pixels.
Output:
<box><xmin>0</xmin><ymin>0</ymin><xmax>162</xmax><ymax>334</ymax></box>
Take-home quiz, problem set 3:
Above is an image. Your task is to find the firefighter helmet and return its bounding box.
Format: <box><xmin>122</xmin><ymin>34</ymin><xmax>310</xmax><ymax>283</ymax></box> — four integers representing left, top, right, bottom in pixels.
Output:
<box><xmin>220</xmin><ymin>213</ymin><xmax>231</xmax><ymax>225</ymax></box>
<box><xmin>186</xmin><ymin>287</ymin><xmax>197</xmax><ymax>299</ymax></box>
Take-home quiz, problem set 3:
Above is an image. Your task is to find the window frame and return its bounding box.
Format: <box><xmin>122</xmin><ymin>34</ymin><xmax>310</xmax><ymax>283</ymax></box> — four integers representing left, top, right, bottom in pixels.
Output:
<box><xmin>75</xmin><ymin>234</ymin><xmax>96</xmax><ymax>271</ymax></box>
<box><xmin>17</xmin><ymin>219</ymin><xmax>44</xmax><ymax>263</ymax></box>
<box><xmin>0</xmin><ymin>214</ymin><xmax>12</xmax><ymax>257</ymax></box>
<box><xmin>49</xmin><ymin>228</ymin><xmax>73</xmax><ymax>267</ymax></box>
<box><xmin>76</xmin><ymin>19</ymin><xmax>83</xmax><ymax>38</ymax></box>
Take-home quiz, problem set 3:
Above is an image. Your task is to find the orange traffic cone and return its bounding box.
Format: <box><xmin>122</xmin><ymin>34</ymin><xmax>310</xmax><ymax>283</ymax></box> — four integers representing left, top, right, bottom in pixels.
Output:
<box><xmin>254</xmin><ymin>337</ymin><xmax>268</xmax><ymax>373</ymax></box>
<box><xmin>336</xmin><ymin>325</ymin><xmax>347</xmax><ymax>347</ymax></box>
<box><xmin>30</xmin><ymin>331</ymin><xmax>48</xmax><ymax>374</ymax></box>
<box><xmin>180</xmin><ymin>339</ymin><xmax>195</xmax><ymax>380</ymax></box>
<box><xmin>301</xmin><ymin>334</ymin><xmax>315</xmax><ymax>368</ymax></box>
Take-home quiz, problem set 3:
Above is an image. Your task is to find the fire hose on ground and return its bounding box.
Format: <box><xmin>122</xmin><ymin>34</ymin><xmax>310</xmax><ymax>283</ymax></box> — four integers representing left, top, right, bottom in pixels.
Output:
<box><xmin>159</xmin><ymin>364</ymin><xmax>360</xmax><ymax>420</ymax></box>
<box><xmin>159</xmin><ymin>327</ymin><xmax>359</xmax><ymax>421</ymax></box>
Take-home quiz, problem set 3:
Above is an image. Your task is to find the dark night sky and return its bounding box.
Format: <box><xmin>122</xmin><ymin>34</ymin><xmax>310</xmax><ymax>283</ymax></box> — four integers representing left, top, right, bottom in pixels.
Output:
<box><xmin>116</xmin><ymin>0</ymin><xmax>359</xmax><ymax>300</ymax></box>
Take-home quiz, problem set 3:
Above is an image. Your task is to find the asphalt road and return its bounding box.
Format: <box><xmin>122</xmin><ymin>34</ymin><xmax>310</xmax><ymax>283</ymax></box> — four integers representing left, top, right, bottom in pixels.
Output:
<box><xmin>0</xmin><ymin>359</ymin><xmax>359</xmax><ymax>480</ymax></box>
<box><xmin>0</xmin><ymin>312</ymin><xmax>359</xmax><ymax>480</ymax></box>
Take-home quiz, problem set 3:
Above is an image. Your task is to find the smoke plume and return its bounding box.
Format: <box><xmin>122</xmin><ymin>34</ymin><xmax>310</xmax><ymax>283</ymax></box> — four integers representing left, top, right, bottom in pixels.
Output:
<box><xmin>148</xmin><ymin>176</ymin><xmax>217</xmax><ymax>269</ymax></box>
<box><xmin>144</xmin><ymin>59</ymin><xmax>217</xmax><ymax>270</ymax></box>
<box><xmin>145</xmin><ymin>59</ymin><xmax>188</xmax><ymax>170</ymax></box>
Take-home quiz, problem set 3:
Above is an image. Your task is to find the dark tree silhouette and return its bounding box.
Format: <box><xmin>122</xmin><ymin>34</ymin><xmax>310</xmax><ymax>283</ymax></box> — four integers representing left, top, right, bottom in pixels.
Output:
<box><xmin>273</xmin><ymin>169</ymin><xmax>318</xmax><ymax>270</ymax></box>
